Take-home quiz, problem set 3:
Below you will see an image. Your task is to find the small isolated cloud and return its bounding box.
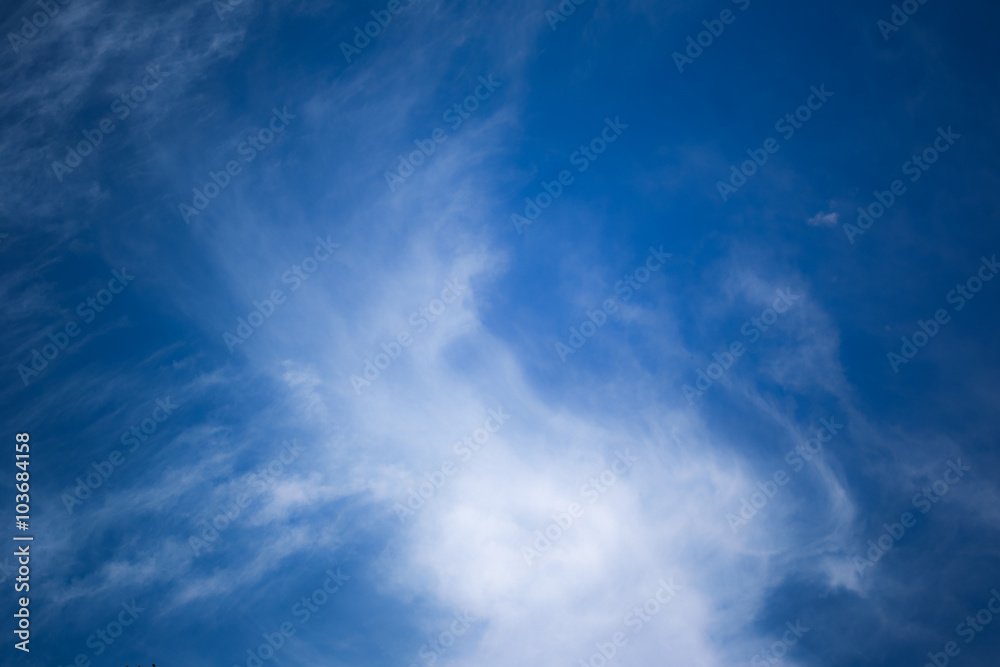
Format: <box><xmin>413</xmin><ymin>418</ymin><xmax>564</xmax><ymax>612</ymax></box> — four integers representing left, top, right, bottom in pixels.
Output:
<box><xmin>807</xmin><ymin>211</ymin><xmax>839</xmax><ymax>227</ymax></box>
<box><xmin>806</xmin><ymin>211</ymin><xmax>840</xmax><ymax>227</ymax></box>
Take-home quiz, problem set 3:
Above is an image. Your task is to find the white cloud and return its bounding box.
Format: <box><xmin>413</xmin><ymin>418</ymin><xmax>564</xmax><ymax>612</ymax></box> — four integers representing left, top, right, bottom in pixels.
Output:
<box><xmin>807</xmin><ymin>211</ymin><xmax>839</xmax><ymax>227</ymax></box>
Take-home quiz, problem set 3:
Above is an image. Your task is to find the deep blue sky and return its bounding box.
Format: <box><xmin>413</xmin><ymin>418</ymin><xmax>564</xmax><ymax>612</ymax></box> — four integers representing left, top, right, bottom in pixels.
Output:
<box><xmin>2</xmin><ymin>0</ymin><xmax>1000</xmax><ymax>666</ymax></box>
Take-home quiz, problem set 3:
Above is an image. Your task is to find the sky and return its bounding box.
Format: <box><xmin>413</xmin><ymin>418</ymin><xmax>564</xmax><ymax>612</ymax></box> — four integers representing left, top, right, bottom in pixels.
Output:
<box><xmin>1</xmin><ymin>0</ymin><xmax>1000</xmax><ymax>666</ymax></box>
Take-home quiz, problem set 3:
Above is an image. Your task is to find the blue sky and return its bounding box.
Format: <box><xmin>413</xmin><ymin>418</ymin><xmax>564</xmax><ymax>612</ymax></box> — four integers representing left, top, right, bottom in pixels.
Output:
<box><xmin>2</xmin><ymin>0</ymin><xmax>1000</xmax><ymax>665</ymax></box>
